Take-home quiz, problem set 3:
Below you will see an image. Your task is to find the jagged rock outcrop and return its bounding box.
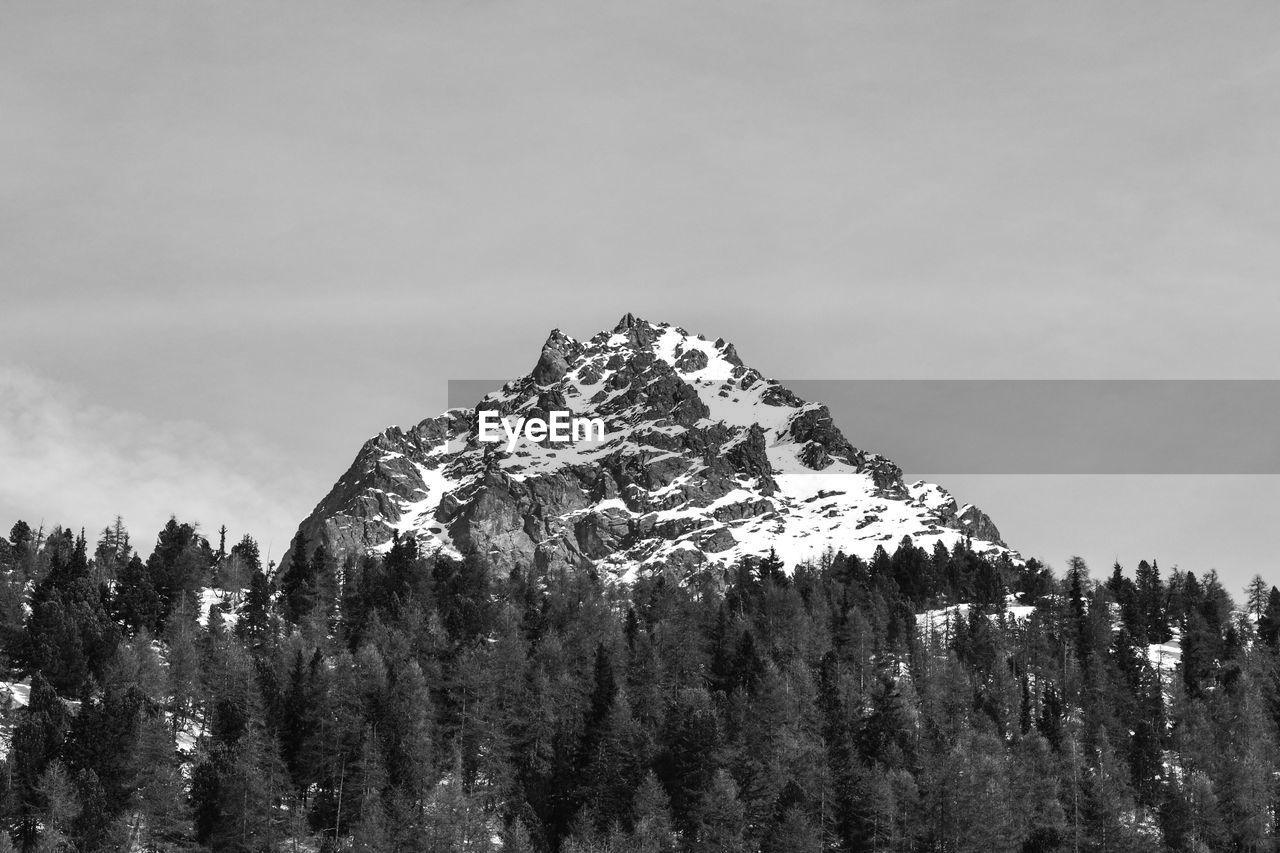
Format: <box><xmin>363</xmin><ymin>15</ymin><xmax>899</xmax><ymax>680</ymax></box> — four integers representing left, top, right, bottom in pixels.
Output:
<box><xmin>287</xmin><ymin>316</ymin><xmax>1009</xmax><ymax>578</ymax></box>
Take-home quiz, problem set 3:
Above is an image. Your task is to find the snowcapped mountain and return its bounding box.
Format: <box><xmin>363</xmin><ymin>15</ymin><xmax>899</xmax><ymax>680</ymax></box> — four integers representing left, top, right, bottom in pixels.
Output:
<box><xmin>287</xmin><ymin>315</ymin><xmax>1008</xmax><ymax>579</ymax></box>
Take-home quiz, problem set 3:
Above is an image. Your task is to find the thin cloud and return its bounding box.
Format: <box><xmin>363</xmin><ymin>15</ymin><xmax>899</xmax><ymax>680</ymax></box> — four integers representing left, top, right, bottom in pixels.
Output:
<box><xmin>0</xmin><ymin>365</ymin><xmax>301</xmax><ymax>560</ymax></box>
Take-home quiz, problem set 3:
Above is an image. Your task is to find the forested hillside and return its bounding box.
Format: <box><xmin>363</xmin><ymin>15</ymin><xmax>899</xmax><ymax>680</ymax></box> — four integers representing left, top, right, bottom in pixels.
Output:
<box><xmin>0</xmin><ymin>517</ymin><xmax>1276</xmax><ymax>852</ymax></box>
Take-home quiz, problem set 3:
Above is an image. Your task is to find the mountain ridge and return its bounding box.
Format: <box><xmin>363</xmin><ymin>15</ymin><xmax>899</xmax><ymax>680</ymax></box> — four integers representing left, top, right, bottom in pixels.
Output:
<box><xmin>286</xmin><ymin>315</ymin><xmax>1008</xmax><ymax>577</ymax></box>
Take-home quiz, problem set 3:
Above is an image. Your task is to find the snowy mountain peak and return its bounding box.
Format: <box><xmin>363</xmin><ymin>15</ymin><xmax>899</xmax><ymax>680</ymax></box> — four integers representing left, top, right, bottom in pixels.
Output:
<box><xmin>287</xmin><ymin>318</ymin><xmax>1008</xmax><ymax>579</ymax></box>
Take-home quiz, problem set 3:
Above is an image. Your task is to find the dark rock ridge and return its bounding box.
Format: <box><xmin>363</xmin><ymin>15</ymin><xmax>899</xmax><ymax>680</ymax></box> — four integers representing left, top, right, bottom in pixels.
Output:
<box><xmin>286</xmin><ymin>316</ymin><xmax>1008</xmax><ymax>579</ymax></box>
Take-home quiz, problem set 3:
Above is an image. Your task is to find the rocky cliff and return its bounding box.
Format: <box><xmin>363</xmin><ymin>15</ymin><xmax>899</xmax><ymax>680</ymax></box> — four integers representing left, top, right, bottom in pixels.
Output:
<box><xmin>287</xmin><ymin>315</ymin><xmax>1007</xmax><ymax>579</ymax></box>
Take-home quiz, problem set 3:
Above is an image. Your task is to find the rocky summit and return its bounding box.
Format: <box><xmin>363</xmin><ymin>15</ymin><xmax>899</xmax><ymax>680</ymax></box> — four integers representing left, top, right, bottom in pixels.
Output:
<box><xmin>287</xmin><ymin>315</ymin><xmax>1008</xmax><ymax>579</ymax></box>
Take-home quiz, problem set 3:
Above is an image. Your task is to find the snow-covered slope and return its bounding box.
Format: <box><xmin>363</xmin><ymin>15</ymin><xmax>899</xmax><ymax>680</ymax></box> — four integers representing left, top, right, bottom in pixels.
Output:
<box><xmin>288</xmin><ymin>315</ymin><xmax>1010</xmax><ymax>579</ymax></box>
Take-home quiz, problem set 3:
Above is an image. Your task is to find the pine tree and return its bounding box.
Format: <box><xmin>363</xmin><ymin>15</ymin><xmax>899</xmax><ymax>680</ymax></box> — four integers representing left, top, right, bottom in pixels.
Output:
<box><xmin>111</xmin><ymin>555</ymin><xmax>161</xmax><ymax>635</ymax></box>
<box><xmin>10</xmin><ymin>675</ymin><xmax>70</xmax><ymax>848</ymax></box>
<box><xmin>8</xmin><ymin>521</ymin><xmax>32</xmax><ymax>551</ymax></box>
<box><xmin>164</xmin><ymin>601</ymin><xmax>201</xmax><ymax>731</ymax></box>
<box><xmin>23</xmin><ymin>596</ymin><xmax>88</xmax><ymax>694</ymax></box>
<box><xmin>279</xmin><ymin>647</ymin><xmax>324</xmax><ymax>793</ymax></box>
<box><xmin>1133</xmin><ymin>559</ymin><xmax>1170</xmax><ymax>643</ymax></box>
<box><xmin>279</xmin><ymin>535</ymin><xmax>318</xmax><ymax>625</ymax></box>
<box><xmin>190</xmin><ymin>760</ymin><xmax>222</xmax><ymax>845</ymax></box>
<box><xmin>348</xmin><ymin>725</ymin><xmax>390</xmax><ymax>837</ymax></box>
<box><xmin>1079</xmin><ymin>726</ymin><xmax>1142</xmax><ymax>853</ymax></box>
<box><xmin>130</xmin><ymin>711</ymin><xmax>193</xmax><ymax>851</ymax></box>
<box><xmin>92</xmin><ymin>516</ymin><xmax>130</xmax><ymax>583</ymax></box>
<box><xmin>500</xmin><ymin>818</ymin><xmax>538</xmax><ymax>853</ymax></box>
<box><xmin>70</xmin><ymin>768</ymin><xmax>113</xmax><ymax>852</ymax></box>
<box><xmin>385</xmin><ymin>657</ymin><xmax>434</xmax><ymax>798</ymax></box>
<box><xmin>1065</xmin><ymin>556</ymin><xmax>1091</xmax><ymax>663</ymax></box>
<box><xmin>145</xmin><ymin>518</ymin><xmax>212</xmax><ymax>620</ymax></box>
<box><xmin>23</xmin><ymin>534</ymin><xmax>119</xmax><ymax>694</ymax></box>
<box><xmin>34</xmin><ymin>760</ymin><xmax>79</xmax><ymax>852</ymax></box>
<box><xmin>349</xmin><ymin>795</ymin><xmax>391</xmax><ymax>853</ymax></box>
<box><xmin>655</xmin><ymin>690</ymin><xmax>721</xmax><ymax>835</ymax></box>
<box><xmin>690</xmin><ymin>770</ymin><xmax>745</xmax><ymax>853</ymax></box>
<box><xmin>236</xmin><ymin>569</ymin><xmax>273</xmax><ymax>644</ymax></box>
<box><xmin>230</xmin><ymin>534</ymin><xmax>261</xmax><ymax>574</ymax></box>
<box><xmin>206</xmin><ymin>729</ymin><xmax>290</xmax><ymax>852</ymax></box>
<box><xmin>1245</xmin><ymin>574</ymin><xmax>1269</xmax><ymax>621</ymax></box>
<box><xmin>419</xmin><ymin>757</ymin><xmax>498</xmax><ymax>853</ymax></box>
<box><xmin>580</xmin><ymin>643</ymin><xmax>617</xmax><ymax>764</ymax></box>
<box><xmin>1013</xmin><ymin>734</ymin><xmax>1068</xmax><ymax>851</ymax></box>
<box><xmin>579</xmin><ymin>692</ymin><xmax>646</xmax><ymax>834</ymax></box>
<box><xmin>629</xmin><ymin>771</ymin><xmax>676</xmax><ymax>853</ymax></box>
<box><xmin>1258</xmin><ymin>587</ymin><xmax>1280</xmax><ymax>647</ymax></box>
<box><xmin>62</xmin><ymin>681</ymin><xmax>145</xmax><ymax>821</ymax></box>
<box><xmin>767</xmin><ymin>803</ymin><xmax>822</xmax><ymax>853</ymax></box>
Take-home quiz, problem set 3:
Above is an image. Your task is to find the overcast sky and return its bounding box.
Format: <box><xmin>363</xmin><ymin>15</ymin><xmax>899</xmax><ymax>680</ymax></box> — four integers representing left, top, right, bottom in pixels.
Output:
<box><xmin>3</xmin><ymin>1</ymin><xmax>1279</xmax><ymax>588</ymax></box>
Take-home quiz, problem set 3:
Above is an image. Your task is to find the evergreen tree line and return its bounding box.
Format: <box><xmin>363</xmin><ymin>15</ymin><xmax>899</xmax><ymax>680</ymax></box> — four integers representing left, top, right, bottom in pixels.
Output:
<box><xmin>1</xmin><ymin>517</ymin><xmax>1279</xmax><ymax>852</ymax></box>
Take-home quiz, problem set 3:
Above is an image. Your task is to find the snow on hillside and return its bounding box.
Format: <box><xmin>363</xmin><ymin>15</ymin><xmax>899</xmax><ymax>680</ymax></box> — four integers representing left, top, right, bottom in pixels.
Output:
<box><xmin>327</xmin><ymin>317</ymin><xmax>1013</xmax><ymax>581</ymax></box>
<box><xmin>916</xmin><ymin>596</ymin><xmax>1037</xmax><ymax>643</ymax></box>
<box><xmin>1148</xmin><ymin>628</ymin><xmax>1182</xmax><ymax>706</ymax></box>
<box><xmin>0</xmin><ymin>680</ymin><xmax>30</xmax><ymax>761</ymax></box>
<box><xmin>917</xmin><ymin>596</ymin><xmax>1185</xmax><ymax>700</ymax></box>
<box><xmin>196</xmin><ymin>586</ymin><xmax>242</xmax><ymax>629</ymax></box>
<box><xmin>1147</xmin><ymin>630</ymin><xmax>1182</xmax><ymax>677</ymax></box>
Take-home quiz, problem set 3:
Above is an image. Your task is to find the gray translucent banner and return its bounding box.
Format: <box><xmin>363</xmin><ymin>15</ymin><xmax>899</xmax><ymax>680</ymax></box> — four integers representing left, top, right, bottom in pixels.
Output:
<box><xmin>446</xmin><ymin>379</ymin><xmax>1280</xmax><ymax>474</ymax></box>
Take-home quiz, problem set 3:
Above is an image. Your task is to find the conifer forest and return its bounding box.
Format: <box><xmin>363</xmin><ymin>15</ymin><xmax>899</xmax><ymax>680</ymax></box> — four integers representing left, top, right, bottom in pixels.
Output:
<box><xmin>0</xmin><ymin>516</ymin><xmax>1276</xmax><ymax>852</ymax></box>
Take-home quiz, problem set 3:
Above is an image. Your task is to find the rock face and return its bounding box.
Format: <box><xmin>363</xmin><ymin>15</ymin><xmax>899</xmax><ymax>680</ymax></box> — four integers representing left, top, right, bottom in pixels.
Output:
<box><xmin>287</xmin><ymin>316</ymin><xmax>1009</xmax><ymax>578</ymax></box>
